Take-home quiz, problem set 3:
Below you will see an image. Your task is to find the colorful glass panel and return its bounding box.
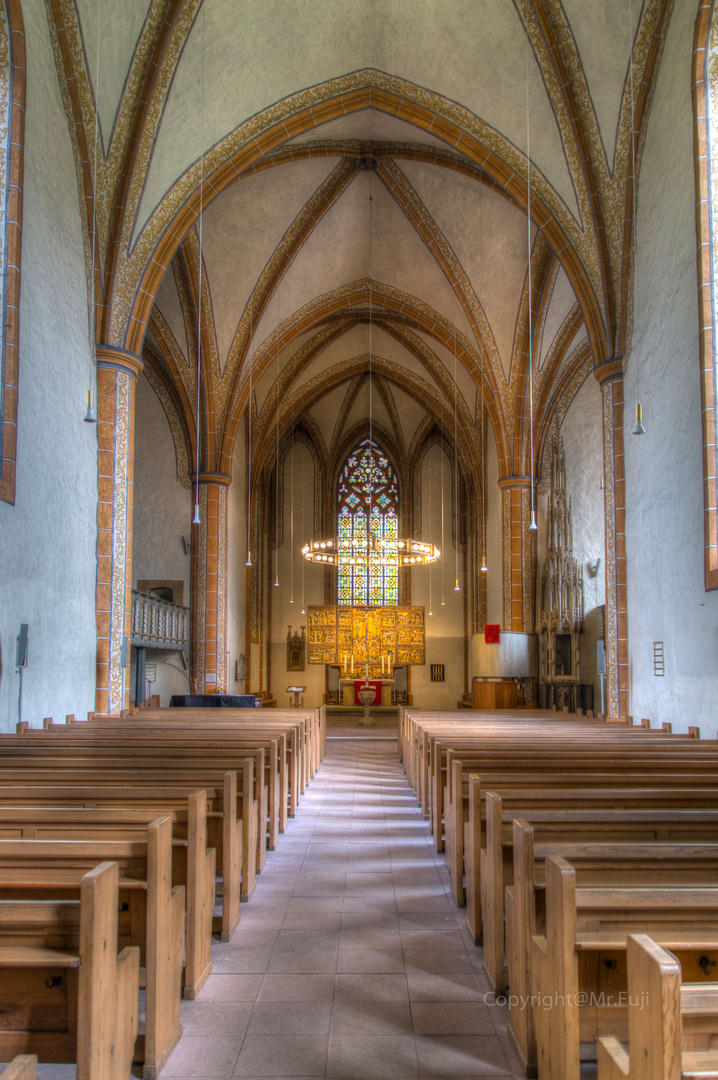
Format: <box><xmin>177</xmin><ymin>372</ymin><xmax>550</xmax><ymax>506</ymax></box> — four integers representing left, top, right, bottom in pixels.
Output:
<box><xmin>337</xmin><ymin>439</ymin><xmax>399</xmax><ymax>606</ymax></box>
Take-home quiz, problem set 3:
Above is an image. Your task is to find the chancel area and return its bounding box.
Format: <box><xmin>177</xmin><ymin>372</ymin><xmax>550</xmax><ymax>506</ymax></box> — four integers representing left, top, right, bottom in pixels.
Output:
<box><xmin>1</xmin><ymin>0</ymin><xmax>718</xmax><ymax>1078</ymax></box>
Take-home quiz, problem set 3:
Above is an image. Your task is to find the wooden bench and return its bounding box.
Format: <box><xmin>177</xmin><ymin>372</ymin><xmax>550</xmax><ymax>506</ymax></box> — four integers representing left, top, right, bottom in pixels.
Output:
<box><xmin>481</xmin><ymin>796</ymin><xmax>718</xmax><ymax>991</ymax></box>
<box><xmin>0</xmin><ymin>819</ymin><xmax>185</xmax><ymax>1078</ymax></box>
<box><xmin>0</xmin><ymin>861</ymin><xmax>139</xmax><ymax>1080</ymax></box>
<box><xmin>0</xmin><ymin>751</ymin><xmax>259</xmax><ymax>900</ymax></box>
<box><xmin>529</xmin><ymin>855</ymin><xmax>718</xmax><ymax>1080</ymax></box>
<box><xmin>598</xmin><ymin>934</ymin><xmax>718</xmax><ymax>1080</ymax></box>
<box><xmin>507</xmin><ymin>823</ymin><xmax>718</xmax><ymax>1073</ymax></box>
<box><xmin>0</xmin><ymin>776</ymin><xmax>241</xmax><ymax>940</ymax></box>
<box><xmin>0</xmin><ymin>795</ymin><xmax>215</xmax><ymax>992</ymax></box>
<box><xmin>453</xmin><ymin>762</ymin><xmax>718</xmax><ymax>914</ymax></box>
<box><xmin>0</xmin><ymin>1058</ymin><xmax>37</xmax><ymax>1080</ymax></box>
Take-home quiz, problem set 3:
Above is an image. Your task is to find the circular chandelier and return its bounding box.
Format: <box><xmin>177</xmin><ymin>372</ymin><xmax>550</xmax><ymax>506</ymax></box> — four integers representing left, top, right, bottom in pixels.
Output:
<box><xmin>301</xmin><ymin>535</ymin><xmax>440</xmax><ymax>567</ymax></box>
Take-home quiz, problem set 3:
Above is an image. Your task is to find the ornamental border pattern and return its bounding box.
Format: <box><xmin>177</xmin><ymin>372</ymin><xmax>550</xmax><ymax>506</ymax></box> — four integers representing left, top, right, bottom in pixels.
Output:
<box><xmin>196</xmin><ymin>483</ymin><xmax>208</xmax><ymax>686</ymax></box>
<box><xmin>521</xmin><ymin>487</ymin><xmax>532</xmax><ymax>634</ymax></box>
<box><xmin>217</xmin><ymin>483</ymin><xmax>227</xmax><ymax>690</ymax></box>
<box><xmin>0</xmin><ymin>4</ymin><xmax>9</xmax><ymax>475</ymax></box>
<box><xmin>602</xmin><ymin>382</ymin><xmax>619</xmax><ymax>716</ymax></box>
<box><xmin>109</xmin><ymin>371</ymin><xmax>130</xmax><ymax>713</ymax></box>
<box><xmin>502</xmin><ymin>488</ymin><xmax>512</xmax><ymax>630</ymax></box>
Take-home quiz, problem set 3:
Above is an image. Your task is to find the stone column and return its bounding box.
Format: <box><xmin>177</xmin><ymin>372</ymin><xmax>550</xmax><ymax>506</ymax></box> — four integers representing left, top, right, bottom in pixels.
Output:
<box><xmin>497</xmin><ymin>477</ymin><xmax>537</xmax><ymax>632</ymax></box>
<box><xmin>190</xmin><ymin>473</ymin><xmax>230</xmax><ymax>693</ymax></box>
<box><xmin>595</xmin><ymin>360</ymin><xmax>629</xmax><ymax>718</ymax></box>
<box><xmin>94</xmin><ymin>347</ymin><xmax>143</xmax><ymax>714</ymax></box>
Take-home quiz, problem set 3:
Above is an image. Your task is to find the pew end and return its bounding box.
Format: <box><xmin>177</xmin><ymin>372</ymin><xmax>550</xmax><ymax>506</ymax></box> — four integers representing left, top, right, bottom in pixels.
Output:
<box><xmin>0</xmin><ymin>1058</ymin><xmax>37</xmax><ymax>1080</ymax></box>
<box><xmin>598</xmin><ymin>934</ymin><xmax>718</xmax><ymax>1080</ymax></box>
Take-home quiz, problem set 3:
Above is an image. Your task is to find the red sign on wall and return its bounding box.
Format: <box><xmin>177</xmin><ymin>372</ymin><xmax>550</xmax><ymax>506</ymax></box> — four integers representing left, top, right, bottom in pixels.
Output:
<box><xmin>484</xmin><ymin>624</ymin><xmax>501</xmax><ymax>644</ymax></box>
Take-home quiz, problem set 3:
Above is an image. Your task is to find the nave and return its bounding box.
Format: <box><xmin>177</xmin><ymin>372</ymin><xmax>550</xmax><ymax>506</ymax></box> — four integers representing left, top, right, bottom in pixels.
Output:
<box><xmin>162</xmin><ymin>732</ymin><xmax>520</xmax><ymax>1080</ymax></box>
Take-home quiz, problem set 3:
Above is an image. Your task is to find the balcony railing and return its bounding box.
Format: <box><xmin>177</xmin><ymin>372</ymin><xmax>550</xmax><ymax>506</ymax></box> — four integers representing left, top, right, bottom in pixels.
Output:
<box><xmin>130</xmin><ymin>589</ymin><xmax>189</xmax><ymax>651</ymax></box>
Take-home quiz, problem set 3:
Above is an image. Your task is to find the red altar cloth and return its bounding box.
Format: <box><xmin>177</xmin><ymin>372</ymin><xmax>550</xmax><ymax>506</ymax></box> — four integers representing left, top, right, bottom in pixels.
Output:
<box><xmin>353</xmin><ymin>680</ymin><xmax>382</xmax><ymax>706</ymax></box>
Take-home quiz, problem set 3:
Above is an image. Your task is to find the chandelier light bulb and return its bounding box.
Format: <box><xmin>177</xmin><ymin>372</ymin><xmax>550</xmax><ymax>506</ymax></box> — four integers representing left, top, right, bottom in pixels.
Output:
<box><xmin>83</xmin><ymin>390</ymin><xmax>97</xmax><ymax>424</ymax></box>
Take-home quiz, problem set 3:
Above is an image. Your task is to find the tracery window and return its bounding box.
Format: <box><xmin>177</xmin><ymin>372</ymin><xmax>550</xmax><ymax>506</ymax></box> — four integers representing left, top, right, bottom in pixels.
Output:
<box><xmin>337</xmin><ymin>439</ymin><xmax>399</xmax><ymax>606</ymax></box>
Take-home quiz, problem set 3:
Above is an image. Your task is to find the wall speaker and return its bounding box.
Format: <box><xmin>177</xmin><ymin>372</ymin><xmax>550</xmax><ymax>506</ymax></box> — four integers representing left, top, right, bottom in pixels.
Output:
<box><xmin>15</xmin><ymin>624</ymin><xmax>28</xmax><ymax>668</ymax></box>
<box><xmin>120</xmin><ymin>636</ymin><xmax>129</xmax><ymax>669</ymax></box>
<box><xmin>596</xmin><ymin>640</ymin><xmax>606</xmax><ymax>675</ymax></box>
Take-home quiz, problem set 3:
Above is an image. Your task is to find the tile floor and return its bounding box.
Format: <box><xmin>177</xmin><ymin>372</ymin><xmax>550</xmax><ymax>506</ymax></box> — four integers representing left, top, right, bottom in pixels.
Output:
<box><xmin>162</xmin><ymin>733</ymin><xmax>523</xmax><ymax>1079</ymax></box>
<box><xmin>16</xmin><ymin>730</ymin><xmax>597</xmax><ymax>1079</ymax></box>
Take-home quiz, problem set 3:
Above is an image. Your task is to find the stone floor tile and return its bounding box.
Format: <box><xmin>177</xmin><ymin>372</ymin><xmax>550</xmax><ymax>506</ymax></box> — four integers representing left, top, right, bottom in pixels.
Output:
<box><xmin>232</xmin><ymin>1034</ymin><xmax>329</xmax><ymax>1077</ymax></box>
<box><xmin>336</xmin><ymin>946</ymin><xmax>406</xmax><ymax>973</ymax></box>
<box><xmin>257</xmin><ymin>973</ymin><xmax>336</xmax><ymax>1001</ymax></box>
<box><xmin>197</xmin><ymin>974</ymin><xmax>266</xmax><ymax>1001</ymax></box>
<box><xmin>327</xmin><ymin>1035</ymin><xmax>419</xmax><ymax>1077</ymax></box>
<box><xmin>247</xmin><ymin>999</ymin><xmax>332</xmax><ymax>1034</ymax></box>
<box><xmin>162</xmin><ymin>1035</ymin><xmax>242</xmax><ymax>1078</ymax></box>
<box><xmin>410</xmin><ymin>1001</ymin><xmax>495</xmax><ymax>1035</ymax></box>
<box><xmin>414</xmin><ymin>1035</ymin><xmax>510</xmax><ymax>1076</ymax></box>
<box><xmin>178</xmin><ymin>1000</ymin><xmax>253</xmax><ymax>1037</ymax></box>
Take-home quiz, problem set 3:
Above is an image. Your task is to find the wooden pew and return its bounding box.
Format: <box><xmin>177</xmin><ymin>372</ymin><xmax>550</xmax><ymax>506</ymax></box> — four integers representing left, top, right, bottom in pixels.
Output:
<box><xmin>481</xmin><ymin>797</ymin><xmax>718</xmax><ymax>991</ymax></box>
<box><xmin>0</xmin><ymin>1058</ymin><xmax>37</xmax><ymax>1080</ymax></box>
<box><xmin>529</xmin><ymin>855</ymin><xmax>718</xmax><ymax>1080</ymax></box>
<box><xmin>0</xmin><ymin>752</ymin><xmax>259</xmax><ymax>900</ymax></box>
<box><xmin>0</xmin><ymin>777</ymin><xmax>241</xmax><ymax>940</ymax></box>
<box><xmin>507</xmin><ymin>823</ymin><xmax>718</xmax><ymax>1074</ymax></box>
<box><xmin>460</xmin><ymin>772</ymin><xmax>718</xmax><ymax>937</ymax></box>
<box><xmin>0</xmin><ymin>819</ymin><xmax>185</xmax><ymax>1078</ymax></box>
<box><xmin>454</xmin><ymin>762</ymin><xmax>718</xmax><ymax>915</ymax></box>
<box><xmin>1</xmin><ymin>735</ymin><xmax>268</xmax><ymax>861</ymax></box>
<box><xmin>0</xmin><ymin>795</ymin><xmax>215</xmax><ymax>994</ymax></box>
<box><xmin>598</xmin><ymin>934</ymin><xmax>718</xmax><ymax>1080</ymax></box>
<box><xmin>0</xmin><ymin>862</ymin><xmax>139</xmax><ymax>1080</ymax></box>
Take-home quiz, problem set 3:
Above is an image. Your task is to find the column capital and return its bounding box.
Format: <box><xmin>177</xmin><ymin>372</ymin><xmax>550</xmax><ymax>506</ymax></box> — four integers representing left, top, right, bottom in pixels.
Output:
<box><xmin>593</xmin><ymin>356</ymin><xmax>624</xmax><ymax>387</ymax></box>
<box><xmin>497</xmin><ymin>475</ymin><xmax>538</xmax><ymax>492</ymax></box>
<box><xmin>191</xmin><ymin>471</ymin><xmax>232</xmax><ymax>488</ymax></box>
<box><xmin>96</xmin><ymin>345</ymin><xmax>144</xmax><ymax>380</ymax></box>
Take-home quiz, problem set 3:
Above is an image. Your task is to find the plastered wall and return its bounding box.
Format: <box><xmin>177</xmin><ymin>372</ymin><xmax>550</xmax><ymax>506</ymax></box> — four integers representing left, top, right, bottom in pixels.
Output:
<box><xmin>411</xmin><ymin>444</ymin><xmax>465</xmax><ymax>708</ymax></box>
<box><xmin>130</xmin><ymin>373</ymin><xmax>192</xmax><ymax>705</ymax></box>
<box><xmin>556</xmin><ymin>375</ymin><xmax>606</xmax><ymax>708</ymax></box>
<box><xmin>226</xmin><ymin>423</ymin><xmax>247</xmax><ymax>694</ymax></box>
<box><xmin>625</xmin><ymin>0</ymin><xmax>718</xmax><ymax>734</ymax></box>
<box><xmin>0</xmin><ymin>3</ymin><xmax>97</xmax><ymax>731</ymax></box>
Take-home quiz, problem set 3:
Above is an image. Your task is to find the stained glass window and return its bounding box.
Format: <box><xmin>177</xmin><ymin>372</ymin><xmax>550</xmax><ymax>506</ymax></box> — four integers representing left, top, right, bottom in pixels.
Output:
<box><xmin>337</xmin><ymin>439</ymin><xmax>399</xmax><ymax>606</ymax></box>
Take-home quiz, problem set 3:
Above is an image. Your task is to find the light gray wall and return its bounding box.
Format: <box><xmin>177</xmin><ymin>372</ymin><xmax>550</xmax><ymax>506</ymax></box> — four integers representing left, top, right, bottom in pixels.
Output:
<box><xmin>625</xmin><ymin>0</ymin><xmax>718</xmax><ymax>734</ymax></box>
<box><xmin>412</xmin><ymin>443</ymin><xmax>464</xmax><ymax>708</ymax></box>
<box><xmin>485</xmin><ymin>422</ymin><xmax>503</xmax><ymax>626</ymax></box>
<box><xmin>0</xmin><ymin>2</ymin><xmax>97</xmax><ymax>731</ymax></box>
<box><xmin>226</xmin><ymin>422</ymin><xmax>247</xmax><ymax>694</ymax></box>
<box><xmin>560</xmin><ymin>375</ymin><xmax>606</xmax><ymax>707</ymax></box>
<box><xmin>130</xmin><ymin>373</ymin><xmax>192</xmax><ymax>705</ymax></box>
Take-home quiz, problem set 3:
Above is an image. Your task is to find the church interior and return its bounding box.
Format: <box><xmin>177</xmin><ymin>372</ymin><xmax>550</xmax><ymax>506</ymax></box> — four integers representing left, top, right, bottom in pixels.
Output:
<box><xmin>1</xmin><ymin>0</ymin><xmax>718</xmax><ymax>1077</ymax></box>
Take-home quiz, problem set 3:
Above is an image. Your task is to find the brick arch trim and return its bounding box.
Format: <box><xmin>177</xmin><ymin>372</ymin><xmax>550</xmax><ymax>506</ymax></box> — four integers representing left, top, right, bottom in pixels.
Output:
<box><xmin>693</xmin><ymin>0</ymin><xmax>718</xmax><ymax>591</ymax></box>
<box><xmin>0</xmin><ymin>0</ymin><xmax>25</xmax><ymax>506</ymax></box>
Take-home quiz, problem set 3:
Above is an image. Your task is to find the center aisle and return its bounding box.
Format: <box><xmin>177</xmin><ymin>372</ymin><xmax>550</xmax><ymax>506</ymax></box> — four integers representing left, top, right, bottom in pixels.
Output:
<box><xmin>164</xmin><ymin>734</ymin><xmax>524</xmax><ymax>1079</ymax></box>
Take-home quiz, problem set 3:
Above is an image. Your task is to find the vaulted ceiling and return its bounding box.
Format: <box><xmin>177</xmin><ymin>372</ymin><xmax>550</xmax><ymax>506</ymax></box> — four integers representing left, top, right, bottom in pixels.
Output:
<box><xmin>47</xmin><ymin>0</ymin><xmax>673</xmax><ymax>490</ymax></box>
